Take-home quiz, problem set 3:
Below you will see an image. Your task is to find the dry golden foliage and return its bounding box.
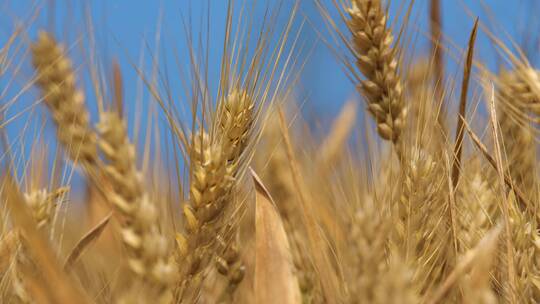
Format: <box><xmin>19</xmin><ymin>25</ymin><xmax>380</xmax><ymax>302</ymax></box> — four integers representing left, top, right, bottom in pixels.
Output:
<box><xmin>63</xmin><ymin>211</ymin><xmax>112</xmax><ymax>271</ymax></box>
<box><xmin>2</xmin><ymin>2</ymin><xmax>540</xmax><ymax>303</ymax></box>
<box><xmin>252</xmin><ymin>169</ymin><xmax>301</xmax><ymax>304</ymax></box>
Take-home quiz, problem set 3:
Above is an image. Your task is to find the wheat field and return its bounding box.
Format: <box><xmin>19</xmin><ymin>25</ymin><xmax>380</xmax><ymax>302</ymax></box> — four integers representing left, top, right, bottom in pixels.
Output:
<box><xmin>0</xmin><ymin>0</ymin><xmax>539</xmax><ymax>303</ymax></box>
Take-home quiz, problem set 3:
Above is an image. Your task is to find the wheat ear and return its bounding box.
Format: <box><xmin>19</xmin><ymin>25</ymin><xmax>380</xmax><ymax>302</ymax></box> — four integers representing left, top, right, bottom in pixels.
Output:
<box><xmin>31</xmin><ymin>32</ymin><xmax>97</xmax><ymax>165</ymax></box>
<box><xmin>347</xmin><ymin>0</ymin><xmax>406</xmax><ymax>143</ymax></box>
<box><xmin>396</xmin><ymin>148</ymin><xmax>451</xmax><ymax>295</ymax></box>
<box><xmin>456</xmin><ymin>169</ymin><xmax>498</xmax><ymax>251</ymax></box>
<box><xmin>503</xmin><ymin>194</ymin><xmax>540</xmax><ymax>302</ymax></box>
<box><xmin>497</xmin><ymin>69</ymin><xmax>538</xmax><ymax>204</ymax></box>
<box><xmin>177</xmin><ymin>89</ymin><xmax>253</xmax><ymax>298</ymax></box>
<box><xmin>502</xmin><ymin>67</ymin><xmax>540</xmax><ymax>116</ymax></box>
<box><xmin>217</xmin><ymin>89</ymin><xmax>254</xmax><ymax>162</ymax></box>
<box><xmin>96</xmin><ymin>112</ymin><xmax>176</xmax><ymax>303</ymax></box>
<box><xmin>9</xmin><ymin>188</ymin><xmax>68</xmax><ymax>303</ymax></box>
<box><xmin>349</xmin><ymin>195</ymin><xmax>416</xmax><ymax>303</ymax></box>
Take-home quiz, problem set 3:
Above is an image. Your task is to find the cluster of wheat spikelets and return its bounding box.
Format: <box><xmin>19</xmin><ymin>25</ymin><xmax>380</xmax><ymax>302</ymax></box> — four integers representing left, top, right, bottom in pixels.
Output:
<box><xmin>0</xmin><ymin>0</ymin><xmax>539</xmax><ymax>303</ymax></box>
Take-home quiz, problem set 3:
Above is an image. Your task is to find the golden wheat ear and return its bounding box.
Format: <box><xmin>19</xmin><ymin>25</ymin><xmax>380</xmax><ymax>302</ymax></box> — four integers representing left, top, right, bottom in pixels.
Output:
<box><xmin>347</xmin><ymin>0</ymin><xmax>406</xmax><ymax>145</ymax></box>
<box><xmin>7</xmin><ymin>187</ymin><xmax>69</xmax><ymax>302</ymax></box>
<box><xmin>96</xmin><ymin>112</ymin><xmax>177</xmax><ymax>303</ymax></box>
<box><xmin>496</xmin><ymin>68</ymin><xmax>539</xmax><ymax>206</ymax></box>
<box><xmin>348</xmin><ymin>193</ymin><xmax>418</xmax><ymax>303</ymax></box>
<box><xmin>30</xmin><ymin>32</ymin><xmax>110</xmax><ymax>241</ymax></box>
<box><xmin>31</xmin><ymin>32</ymin><xmax>97</xmax><ymax>166</ymax></box>
<box><xmin>456</xmin><ymin>168</ymin><xmax>498</xmax><ymax>252</ymax></box>
<box><xmin>177</xmin><ymin>89</ymin><xmax>255</xmax><ymax>299</ymax></box>
<box><xmin>395</xmin><ymin>147</ymin><xmax>454</xmax><ymax>296</ymax></box>
<box><xmin>1</xmin><ymin>175</ymin><xmax>93</xmax><ymax>303</ymax></box>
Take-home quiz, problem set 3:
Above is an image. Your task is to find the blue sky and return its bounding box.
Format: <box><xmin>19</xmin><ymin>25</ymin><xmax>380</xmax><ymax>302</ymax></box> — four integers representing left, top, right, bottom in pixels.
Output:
<box><xmin>2</xmin><ymin>0</ymin><xmax>538</xmax><ymax>115</ymax></box>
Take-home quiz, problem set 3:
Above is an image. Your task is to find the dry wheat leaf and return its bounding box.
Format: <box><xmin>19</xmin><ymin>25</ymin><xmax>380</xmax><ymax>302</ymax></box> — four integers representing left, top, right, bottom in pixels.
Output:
<box><xmin>252</xmin><ymin>168</ymin><xmax>301</xmax><ymax>304</ymax></box>
<box><xmin>64</xmin><ymin>211</ymin><xmax>113</xmax><ymax>271</ymax></box>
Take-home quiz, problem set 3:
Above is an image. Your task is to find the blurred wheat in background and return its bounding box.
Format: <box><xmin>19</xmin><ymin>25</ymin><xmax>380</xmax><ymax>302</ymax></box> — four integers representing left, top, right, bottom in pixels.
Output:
<box><xmin>0</xmin><ymin>0</ymin><xmax>539</xmax><ymax>303</ymax></box>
